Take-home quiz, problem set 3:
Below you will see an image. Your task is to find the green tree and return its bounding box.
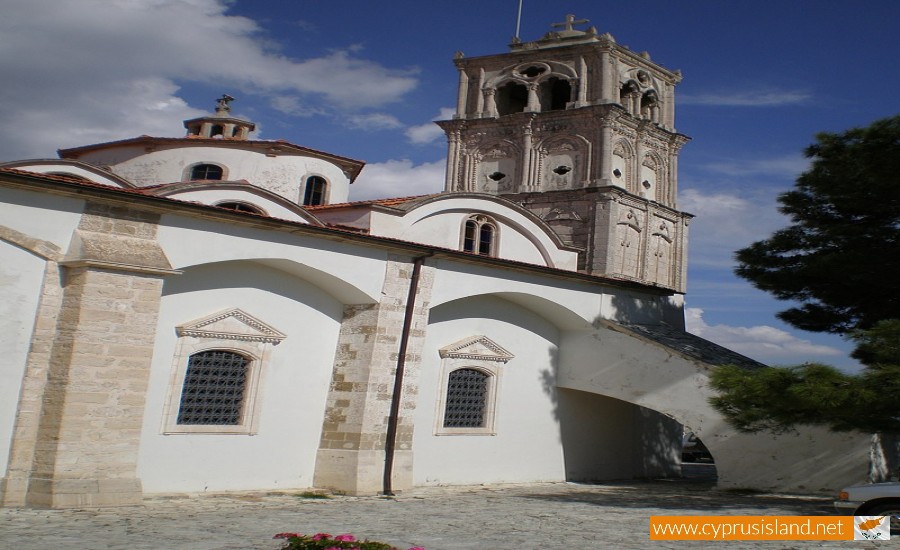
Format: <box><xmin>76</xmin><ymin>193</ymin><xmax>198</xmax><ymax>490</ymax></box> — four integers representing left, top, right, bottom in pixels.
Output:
<box><xmin>734</xmin><ymin>115</ymin><xmax>900</xmax><ymax>334</ymax></box>
<box><xmin>710</xmin><ymin>117</ymin><xmax>900</xmax><ymax>475</ymax></box>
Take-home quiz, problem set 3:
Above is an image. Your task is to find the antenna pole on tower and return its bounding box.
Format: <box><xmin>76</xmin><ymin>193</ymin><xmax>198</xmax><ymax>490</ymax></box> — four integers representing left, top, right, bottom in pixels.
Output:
<box><xmin>514</xmin><ymin>0</ymin><xmax>523</xmax><ymax>40</ymax></box>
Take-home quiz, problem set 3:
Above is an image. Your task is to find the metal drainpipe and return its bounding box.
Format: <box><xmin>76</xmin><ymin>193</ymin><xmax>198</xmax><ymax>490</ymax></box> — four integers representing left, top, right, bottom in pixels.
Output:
<box><xmin>383</xmin><ymin>255</ymin><xmax>428</xmax><ymax>496</ymax></box>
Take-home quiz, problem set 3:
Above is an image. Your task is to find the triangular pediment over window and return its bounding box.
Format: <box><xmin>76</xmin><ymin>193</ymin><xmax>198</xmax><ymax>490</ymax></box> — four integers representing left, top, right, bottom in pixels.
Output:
<box><xmin>439</xmin><ymin>335</ymin><xmax>514</xmax><ymax>363</ymax></box>
<box><xmin>176</xmin><ymin>308</ymin><xmax>286</xmax><ymax>344</ymax></box>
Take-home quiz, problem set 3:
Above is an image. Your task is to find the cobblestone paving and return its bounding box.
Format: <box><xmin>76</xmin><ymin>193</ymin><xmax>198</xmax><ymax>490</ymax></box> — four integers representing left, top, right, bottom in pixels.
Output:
<box><xmin>0</xmin><ymin>481</ymin><xmax>890</xmax><ymax>549</ymax></box>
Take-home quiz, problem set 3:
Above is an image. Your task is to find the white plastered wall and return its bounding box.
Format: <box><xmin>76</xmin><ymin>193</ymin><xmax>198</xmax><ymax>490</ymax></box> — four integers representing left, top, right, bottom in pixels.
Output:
<box><xmin>369</xmin><ymin>197</ymin><xmax>579</xmax><ymax>270</ymax></box>
<box><xmin>0</xmin><ymin>188</ymin><xmax>83</xmax><ymax>478</ymax></box>
<box><xmin>413</xmin><ymin>294</ymin><xmax>566</xmax><ymax>485</ymax></box>
<box><xmin>156</xmin><ymin>216</ymin><xmax>385</xmax><ymax>304</ymax></box>
<box><xmin>138</xmin><ymin>260</ymin><xmax>345</xmax><ymax>493</ymax></box>
<box><xmin>158</xmin><ymin>188</ymin><xmax>311</xmax><ymax>223</ymax></box>
<box><xmin>0</xmin><ymin>245</ymin><xmax>45</xmax><ymax>475</ymax></box>
<box><xmin>77</xmin><ymin>146</ymin><xmax>353</xmax><ymax>204</ymax></box>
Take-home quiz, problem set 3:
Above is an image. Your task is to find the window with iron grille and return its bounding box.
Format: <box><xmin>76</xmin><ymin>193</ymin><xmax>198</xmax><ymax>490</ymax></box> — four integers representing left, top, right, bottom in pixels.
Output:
<box><xmin>443</xmin><ymin>368</ymin><xmax>490</xmax><ymax>428</ymax></box>
<box><xmin>177</xmin><ymin>350</ymin><xmax>249</xmax><ymax>425</ymax></box>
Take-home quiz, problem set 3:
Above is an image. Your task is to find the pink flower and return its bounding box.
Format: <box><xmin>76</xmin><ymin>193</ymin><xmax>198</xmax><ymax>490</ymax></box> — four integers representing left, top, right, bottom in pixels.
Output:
<box><xmin>311</xmin><ymin>533</ymin><xmax>332</xmax><ymax>541</ymax></box>
<box><xmin>334</xmin><ymin>534</ymin><xmax>356</xmax><ymax>542</ymax></box>
<box><xmin>273</xmin><ymin>532</ymin><xmax>302</xmax><ymax>539</ymax></box>
<box><xmin>408</xmin><ymin>547</ymin><xmax>426</xmax><ymax>550</ymax></box>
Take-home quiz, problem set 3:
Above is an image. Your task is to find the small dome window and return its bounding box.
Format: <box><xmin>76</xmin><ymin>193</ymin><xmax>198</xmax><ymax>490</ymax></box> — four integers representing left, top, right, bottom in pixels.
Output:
<box><xmin>303</xmin><ymin>176</ymin><xmax>328</xmax><ymax>206</ymax></box>
<box><xmin>190</xmin><ymin>163</ymin><xmax>224</xmax><ymax>181</ymax></box>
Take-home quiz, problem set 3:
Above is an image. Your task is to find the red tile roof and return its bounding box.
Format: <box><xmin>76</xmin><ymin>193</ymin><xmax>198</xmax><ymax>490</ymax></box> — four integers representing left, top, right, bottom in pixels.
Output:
<box><xmin>305</xmin><ymin>194</ymin><xmax>438</xmax><ymax>210</ymax></box>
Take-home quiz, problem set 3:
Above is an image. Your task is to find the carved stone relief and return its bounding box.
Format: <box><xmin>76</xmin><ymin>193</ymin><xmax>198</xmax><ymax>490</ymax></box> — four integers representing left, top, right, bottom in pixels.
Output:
<box><xmin>615</xmin><ymin>208</ymin><xmax>642</xmax><ymax>279</ymax></box>
<box><xmin>650</xmin><ymin>219</ymin><xmax>673</xmax><ymax>286</ymax></box>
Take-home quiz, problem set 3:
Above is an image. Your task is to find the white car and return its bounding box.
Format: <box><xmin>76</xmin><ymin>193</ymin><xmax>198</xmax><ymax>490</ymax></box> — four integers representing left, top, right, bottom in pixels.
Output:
<box><xmin>835</xmin><ymin>482</ymin><xmax>900</xmax><ymax>534</ymax></box>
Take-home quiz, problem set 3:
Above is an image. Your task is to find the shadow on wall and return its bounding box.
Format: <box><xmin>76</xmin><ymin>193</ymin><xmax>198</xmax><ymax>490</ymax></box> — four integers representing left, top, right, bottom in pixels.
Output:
<box><xmin>607</xmin><ymin>291</ymin><xmax>681</xmax><ymax>327</ymax></box>
<box><xmin>540</xmin><ymin>345</ymin><xmax>683</xmax><ymax>484</ymax></box>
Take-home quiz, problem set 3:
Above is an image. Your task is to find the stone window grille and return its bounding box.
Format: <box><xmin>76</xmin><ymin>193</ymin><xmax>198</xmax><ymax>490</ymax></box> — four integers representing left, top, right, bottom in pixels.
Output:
<box><xmin>435</xmin><ymin>335</ymin><xmax>514</xmax><ymax>435</ymax></box>
<box><xmin>163</xmin><ymin>309</ymin><xmax>285</xmax><ymax>435</ymax></box>
<box><xmin>177</xmin><ymin>350</ymin><xmax>249</xmax><ymax>425</ymax></box>
<box><xmin>443</xmin><ymin>368</ymin><xmax>490</xmax><ymax>428</ymax></box>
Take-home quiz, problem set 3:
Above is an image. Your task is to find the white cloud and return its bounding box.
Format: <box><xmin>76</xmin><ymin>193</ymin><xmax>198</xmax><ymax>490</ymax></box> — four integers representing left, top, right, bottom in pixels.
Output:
<box><xmin>679</xmin><ymin>188</ymin><xmax>787</xmax><ymax>268</ymax></box>
<box><xmin>701</xmin><ymin>155</ymin><xmax>809</xmax><ymax>177</ymax></box>
<box><xmin>269</xmin><ymin>96</ymin><xmax>327</xmax><ymax>118</ymax></box>
<box><xmin>406</xmin><ymin>107</ymin><xmax>456</xmax><ymax>144</ymax></box>
<box><xmin>346</xmin><ymin>113</ymin><xmax>403</xmax><ymax>131</ymax></box>
<box><xmin>685</xmin><ymin>307</ymin><xmax>844</xmax><ymax>365</ymax></box>
<box><xmin>350</xmin><ymin>159</ymin><xmax>445</xmax><ymax>201</ymax></box>
<box><xmin>0</xmin><ymin>0</ymin><xmax>418</xmax><ymax>160</ymax></box>
<box><xmin>680</xmin><ymin>90</ymin><xmax>811</xmax><ymax>107</ymax></box>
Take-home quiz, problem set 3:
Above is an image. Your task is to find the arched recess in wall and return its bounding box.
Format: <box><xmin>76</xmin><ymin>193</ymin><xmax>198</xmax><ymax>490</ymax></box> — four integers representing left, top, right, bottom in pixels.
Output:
<box><xmin>473</xmin><ymin>141</ymin><xmax>519</xmax><ymax>193</ymax></box>
<box><xmin>428</xmin><ymin>291</ymin><xmax>591</xmax><ymax>332</ymax></box>
<box><xmin>162</xmin><ymin>258</ymin><xmax>377</xmax><ymax>307</ymax></box>
<box><xmin>611</xmin><ymin>139</ymin><xmax>635</xmax><ymax>193</ymax></box>
<box><xmin>537</xmin><ymin>135</ymin><xmax>589</xmax><ymax>190</ymax></box>
<box><xmin>640</xmin><ymin>151</ymin><xmax>665</xmax><ymax>202</ymax></box>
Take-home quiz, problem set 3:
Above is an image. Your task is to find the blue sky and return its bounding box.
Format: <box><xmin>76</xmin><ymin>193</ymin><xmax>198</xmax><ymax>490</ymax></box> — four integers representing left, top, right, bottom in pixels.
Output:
<box><xmin>2</xmin><ymin>0</ymin><xmax>898</xmax><ymax>368</ymax></box>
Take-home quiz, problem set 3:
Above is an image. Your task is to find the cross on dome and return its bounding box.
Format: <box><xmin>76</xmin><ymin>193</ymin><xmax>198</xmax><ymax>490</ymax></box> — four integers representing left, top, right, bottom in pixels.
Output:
<box><xmin>215</xmin><ymin>94</ymin><xmax>235</xmax><ymax>115</ymax></box>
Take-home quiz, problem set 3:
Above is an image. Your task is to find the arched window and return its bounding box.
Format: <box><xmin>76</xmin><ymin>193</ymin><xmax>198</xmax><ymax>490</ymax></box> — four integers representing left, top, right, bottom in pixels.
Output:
<box><xmin>443</xmin><ymin>368</ymin><xmax>491</xmax><ymax>428</ymax></box>
<box><xmin>190</xmin><ymin>163</ymin><xmax>224</xmax><ymax>181</ymax></box>
<box><xmin>164</xmin><ymin>309</ymin><xmax>285</xmax><ymax>435</ymax></box>
<box><xmin>641</xmin><ymin>90</ymin><xmax>660</xmax><ymax>123</ymax></box>
<box><xmin>215</xmin><ymin>201</ymin><xmax>265</xmax><ymax>215</ymax></box>
<box><xmin>176</xmin><ymin>350</ymin><xmax>250</xmax><ymax>426</ymax></box>
<box><xmin>462</xmin><ymin>215</ymin><xmax>497</xmax><ymax>256</ymax></box>
<box><xmin>303</xmin><ymin>176</ymin><xmax>327</xmax><ymax>206</ymax></box>
<box><xmin>539</xmin><ymin>77</ymin><xmax>571</xmax><ymax>111</ymax></box>
<box><xmin>496</xmin><ymin>81</ymin><xmax>528</xmax><ymax>116</ymax></box>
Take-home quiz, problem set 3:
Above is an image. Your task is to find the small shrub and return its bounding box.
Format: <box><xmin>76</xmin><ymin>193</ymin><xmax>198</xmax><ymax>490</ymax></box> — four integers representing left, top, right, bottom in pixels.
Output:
<box><xmin>274</xmin><ymin>532</ymin><xmax>424</xmax><ymax>550</ymax></box>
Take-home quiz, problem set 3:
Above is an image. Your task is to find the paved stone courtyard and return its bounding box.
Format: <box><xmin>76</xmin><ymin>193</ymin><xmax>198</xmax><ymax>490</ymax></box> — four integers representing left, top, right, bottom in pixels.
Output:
<box><xmin>0</xmin><ymin>480</ymin><xmax>888</xmax><ymax>549</ymax></box>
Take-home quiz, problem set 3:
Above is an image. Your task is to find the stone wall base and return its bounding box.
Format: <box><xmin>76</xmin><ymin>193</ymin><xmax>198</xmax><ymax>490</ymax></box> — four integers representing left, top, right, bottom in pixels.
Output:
<box><xmin>313</xmin><ymin>449</ymin><xmax>413</xmax><ymax>496</ymax></box>
<box><xmin>25</xmin><ymin>477</ymin><xmax>143</xmax><ymax>508</ymax></box>
<box><xmin>0</xmin><ymin>477</ymin><xmax>27</xmax><ymax>507</ymax></box>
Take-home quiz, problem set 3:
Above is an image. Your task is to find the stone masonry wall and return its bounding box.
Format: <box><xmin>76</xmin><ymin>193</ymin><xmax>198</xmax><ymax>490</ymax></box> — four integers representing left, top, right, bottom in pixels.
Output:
<box><xmin>17</xmin><ymin>202</ymin><xmax>175</xmax><ymax>508</ymax></box>
<box><xmin>314</xmin><ymin>256</ymin><xmax>434</xmax><ymax>495</ymax></box>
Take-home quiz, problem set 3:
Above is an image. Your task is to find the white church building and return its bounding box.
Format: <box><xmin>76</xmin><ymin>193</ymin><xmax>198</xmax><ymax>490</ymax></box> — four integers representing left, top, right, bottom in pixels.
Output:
<box><xmin>0</xmin><ymin>17</ymin><xmax>868</xmax><ymax>508</ymax></box>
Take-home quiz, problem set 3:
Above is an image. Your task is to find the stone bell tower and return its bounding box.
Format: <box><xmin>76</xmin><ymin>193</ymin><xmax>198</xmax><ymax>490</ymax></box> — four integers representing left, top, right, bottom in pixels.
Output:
<box><xmin>437</xmin><ymin>15</ymin><xmax>692</xmax><ymax>292</ymax></box>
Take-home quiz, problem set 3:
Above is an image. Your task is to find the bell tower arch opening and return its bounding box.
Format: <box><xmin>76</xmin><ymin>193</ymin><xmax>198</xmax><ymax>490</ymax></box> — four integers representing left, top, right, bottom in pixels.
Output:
<box><xmin>496</xmin><ymin>81</ymin><xmax>529</xmax><ymax>116</ymax></box>
<box><xmin>540</xmin><ymin>77</ymin><xmax>572</xmax><ymax>111</ymax></box>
